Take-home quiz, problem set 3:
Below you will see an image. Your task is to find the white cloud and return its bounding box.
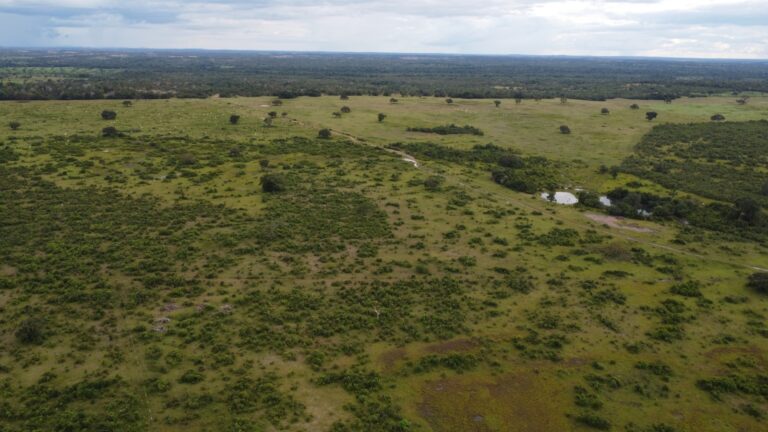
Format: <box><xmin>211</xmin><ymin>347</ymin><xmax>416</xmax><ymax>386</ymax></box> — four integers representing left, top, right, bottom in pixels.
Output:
<box><xmin>0</xmin><ymin>0</ymin><xmax>766</xmax><ymax>58</ymax></box>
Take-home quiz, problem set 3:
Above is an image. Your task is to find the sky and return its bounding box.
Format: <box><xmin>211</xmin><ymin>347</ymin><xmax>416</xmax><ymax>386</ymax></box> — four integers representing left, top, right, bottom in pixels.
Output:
<box><xmin>0</xmin><ymin>0</ymin><xmax>766</xmax><ymax>59</ymax></box>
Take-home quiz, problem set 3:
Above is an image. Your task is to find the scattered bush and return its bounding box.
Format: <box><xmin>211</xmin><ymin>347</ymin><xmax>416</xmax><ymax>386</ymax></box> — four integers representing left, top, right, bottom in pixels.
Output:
<box><xmin>670</xmin><ymin>281</ymin><xmax>702</xmax><ymax>297</ymax></box>
<box><xmin>15</xmin><ymin>318</ymin><xmax>45</xmax><ymax>344</ymax></box>
<box><xmin>575</xmin><ymin>413</ymin><xmax>611</xmax><ymax>430</ymax></box>
<box><xmin>711</xmin><ymin>114</ymin><xmax>726</xmax><ymax>121</ymax></box>
<box><xmin>423</xmin><ymin>175</ymin><xmax>445</xmax><ymax>191</ymax></box>
<box><xmin>747</xmin><ymin>272</ymin><xmax>768</xmax><ymax>295</ymax></box>
<box><xmin>101</xmin><ymin>126</ymin><xmax>120</xmax><ymax>137</ymax></box>
<box><xmin>260</xmin><ymin>173</ymin><xmax>288</xmax><ymax>193</ymax></box>
<box><xmin>179</xmin><ymin>369</ymin><xmax>205</xmax><ymax>384</ymax></box>
<box><xmin>101</xmin><ymin>110</ymin><xmax>117</xmax><ymax>120</ymax></box>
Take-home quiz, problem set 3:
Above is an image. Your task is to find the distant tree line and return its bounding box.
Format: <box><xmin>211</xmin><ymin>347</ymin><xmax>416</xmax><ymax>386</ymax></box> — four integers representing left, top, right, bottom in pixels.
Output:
<box><xmin>2</xmin><ymin>49</ymin><xmax>768</xmax><ymax>101</ymax></box>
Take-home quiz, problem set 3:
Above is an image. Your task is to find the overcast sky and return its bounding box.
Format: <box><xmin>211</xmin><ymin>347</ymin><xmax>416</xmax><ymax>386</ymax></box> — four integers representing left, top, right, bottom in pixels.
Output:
<box><xmin>0</xmin><ymin>0</ymin><xmax>766</xmax><ymax>59</ymax></box>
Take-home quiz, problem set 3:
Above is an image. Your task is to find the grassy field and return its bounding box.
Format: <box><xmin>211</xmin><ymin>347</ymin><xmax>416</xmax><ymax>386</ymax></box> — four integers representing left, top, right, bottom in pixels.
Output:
<box><xmin>0</xmin><ymin>95</ymin><xmax>766</xmax><ymax>432</ymax></box>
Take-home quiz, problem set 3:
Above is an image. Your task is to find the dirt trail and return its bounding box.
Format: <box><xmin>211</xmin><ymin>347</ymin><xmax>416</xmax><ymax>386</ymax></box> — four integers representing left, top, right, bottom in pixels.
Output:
<box><xmin>330</xmin><ymin>128</ymin><xmax>420</xmax><ymax>167</ymax></box>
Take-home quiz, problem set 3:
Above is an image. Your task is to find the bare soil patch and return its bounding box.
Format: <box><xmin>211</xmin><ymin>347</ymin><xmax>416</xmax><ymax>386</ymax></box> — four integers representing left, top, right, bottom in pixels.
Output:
<box><xmin>418</xmin><ymin>372</ymin><xmax>569</xmax><ymax>432</ymax></box>
<box><xmin>425</xmin><ymin>338</ymin><xmax>477</xmax><ymax>354</ymax></box>
<box><xmin>586</xmin><ymin>212</ymin><xmax>654</xmax><ymax>233</ymax></box>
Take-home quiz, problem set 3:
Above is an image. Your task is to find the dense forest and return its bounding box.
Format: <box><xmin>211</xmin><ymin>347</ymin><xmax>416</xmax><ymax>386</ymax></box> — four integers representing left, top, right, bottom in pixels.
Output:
<box><xmin>1</xmin><ymin>49</ymin><xmax>768</xmax><ymax>101</ymax></box>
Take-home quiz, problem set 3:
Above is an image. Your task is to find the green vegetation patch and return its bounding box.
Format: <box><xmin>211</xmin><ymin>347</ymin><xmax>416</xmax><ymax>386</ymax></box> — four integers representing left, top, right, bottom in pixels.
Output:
<box><xmin>254</xmin><ymin>188</ymin><xmax>391</xmax><ymax>253</ymax></box>
<box><xmin>407</xmin><ymin>124</ymin><xmax>484</xmax><ymax>136</ymax></box>
<box><xmin>390</xmin><ymin>142</ymin><xmax>562</xmax><ymax>193</ymax></box>
<box><xmin>622</xmin><ymin>121</ymin><xmax>768</xmax><ymax>206</ymax></box>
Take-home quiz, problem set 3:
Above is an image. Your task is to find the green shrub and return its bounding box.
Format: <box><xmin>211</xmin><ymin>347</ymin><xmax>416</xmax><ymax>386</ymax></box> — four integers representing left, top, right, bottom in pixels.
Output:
<box><xmin>575</xmin><ymin>413</ymin><xmax>611</xmax><ymax>430</ymax></box>
<box><xmin>179</xmin><ymin>369</ymin><xmax>205</xmax><ymax>384</ymax></box>
<box><xmin>260</xmin><ymin>173</ymin><xmax>288</xmax><ymax>193</ymax></box>
<box><xmin>670</xmin><ymin>281</ymin><xmax>702</xmax><ymax>297</ymax></box>
<box><xmin>101</xmin><ymin>110</ymin><xmax>117</xmax><ymax>120</ymax></box>
<box><xmin>15</xmin><ymin>318</ymin><xmax>45</xmax><ymax>344</ymax></box>
<box><xmin>747</xmin><ymin>272</ymin><xmax>768</xmax><ymax>295</ymax></box>
<box><xmin>407</xmin><ymin>124</ymin><xmax>483</xmax><ymax>136</ymax></box>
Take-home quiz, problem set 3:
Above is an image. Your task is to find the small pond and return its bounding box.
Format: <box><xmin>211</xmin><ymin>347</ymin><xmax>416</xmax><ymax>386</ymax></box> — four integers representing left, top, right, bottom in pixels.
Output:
<box><xmin>541</xmin><ymin>191</ymin><xmax>613</xmax><ymax>207</ymax></box>
<box><xmin>540</xmin><ymin>191</ymin><xmax>579</xmax><ymax>205</ymax></box>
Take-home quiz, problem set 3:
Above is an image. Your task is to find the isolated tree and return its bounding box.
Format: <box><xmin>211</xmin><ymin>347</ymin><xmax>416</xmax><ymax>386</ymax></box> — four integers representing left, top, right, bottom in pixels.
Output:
<box><xmin>122</xmin><ymin>100</ymin><xmax>133</xmax><ymax>107</ymax></box>
<box><xmin>736</xmin><ymin>97</ymin><xmax>749</xmax><ymax>105</ymax></box>
<box><xmin>229</xmin><ymin>114</ymin><xmax>240</xmax><ymax>125</ymax></box>
<box><xmin>340</xmin><ymin>106</ymin><xmax>351</xmax><ymax>113</ymax></box>
<box><xmin>378</xmin><ymin>113</ymin><xmax>387</xmax><ymax>122</ymax></box>
<box><xmin>318</xmin><ymin>128</ymin><xmax>332</xmax><ymax>139</ymax></box>
<box><xmin>710</xmin><ymin>114</ymin><xmax>725</xmax><ymax>122</ymax></box>
<box><xmin>263</xmin><ymin>117</ymin><xmax>273</xmax><ymax>127</ymax></box>
<box><xmin>609</xmin><ymin>166</ymin><xmax>620</xmax><ymax>179</ymax></box>
<box><xmin>340</xmin><ymin>94</ymin><xmax>350</xmax><ymax>100</ymax></box>
<box><xmin>547</xmin><ymin>190</ymin><xmax>557</xmax><ymax>202</ymax></box>
<box><xmin>101</xmin><ymin>126</ymin><xmax>119</xmax><ymax>137</ymax></box>
<box><xmin>560</xmin><ymin>96</ymin><xmax>568</xmax><ymax>104</ymax></box>
<box><xmin>748</xmin><ymin>272</ymin><xmax>768</xmax><ymax>295</ymax></box>
<box><xmin>601</xmin><ymin>108</ymin><xmax>610</xmax><ymax>115</ymax></box>
<box><xmin>389</xmin><ymin>97</ymin><xmax>399</xmax><ymax>104</ymax></box>
<box><xmin>281</xmin><ymin>112</ymin><xmax>288</xmax><ymax>118</ymax></box>
<box><xmin>271</xmin><ymin>99</ymin><xmax>283</xmax><ymax>106</ymax></box>
<box><xmin>9</xmin><ymin>121</ymin><xmax>20</xmax><ymax>130</ymax></box>
<box><xmin>646</xmin><ymin>112</ymin><xmax>658</xmax><ymax>121</ymax></box>
<box><xmin>332</xmin><ymin>112</ymin><xmax>342</xmax><ymax>118</ymax></box>
<box><xmin>260</xmin><ymin>174</ymin><xmax>286</xmax><ymax>193</ymax></box>
<box><xmin>268</xmin><ymin>111</ymin><xmax>278</xmax><ymax>118</ymax></box>
<box><xmin>630</xmin><ymin>104</ymin><xmax>640</xmax><ymax>110</ymax></box>
<box><xmin>664</xmin><ymin>98</ymin><xmax>673</xmax><ymax>104</ymax></box>
<box><xmin>515</xmin><ymin>97</ymin><xmax>522</xmax><ymax>105</ymax></box>
<box><xmin>259</xmin><ymin>159</ymin><xmax>270</xmax><ymax>169</ymax></box>
<box><xmin>446</xmin><ymin>98</ymin><xmax>453</xmax><ymax>104</ymax></box>
<box><xmin>560</xmin><ymin>125</ymin><xmax>571</xmax><ymax>134</ymax></box>
<box><xmin>494</xmin><ymin>100</ymin><xmax>501</xmax><ymax>108</ymax></box>
<box><xmin>101</xmin><ymin>110</ymin><xmax>117</xmax><ymax>120</ymax></box>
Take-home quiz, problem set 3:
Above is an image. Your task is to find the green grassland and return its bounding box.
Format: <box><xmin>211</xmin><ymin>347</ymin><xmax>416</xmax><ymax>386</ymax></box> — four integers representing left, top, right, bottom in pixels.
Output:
<box><xmin>0</xmin><ymin>95</ymin><xmax>767</xmax><ymax>432</ymax></box>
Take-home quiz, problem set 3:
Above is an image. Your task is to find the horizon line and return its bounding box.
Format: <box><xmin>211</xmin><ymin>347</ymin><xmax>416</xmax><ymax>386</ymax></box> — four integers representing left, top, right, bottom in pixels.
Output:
<box><xmin>1</xmin><ymin>46</ymin><xmax>767</xmax><ymax>63</ymax></box>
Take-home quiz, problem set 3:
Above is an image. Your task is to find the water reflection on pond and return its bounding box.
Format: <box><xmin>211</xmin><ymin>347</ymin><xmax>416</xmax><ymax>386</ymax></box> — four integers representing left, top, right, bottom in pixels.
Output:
<box><xmin>540</xmin><ymin>191</ymin><xmax>613</xmax><ymax>207</ymax></box>
<box><xmin>540</xmin><ymin>191</ymin><xmax>578</xmax><ymax>205</ymax></box>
